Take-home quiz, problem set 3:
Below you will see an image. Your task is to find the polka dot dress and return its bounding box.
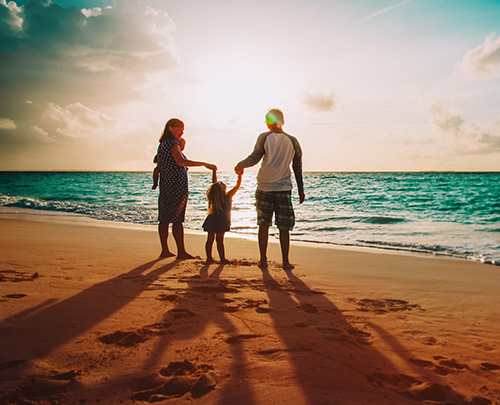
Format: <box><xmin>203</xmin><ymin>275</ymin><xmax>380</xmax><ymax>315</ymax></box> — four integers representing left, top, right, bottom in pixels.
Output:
<box><xmin>157</xmin><ymin>139</ymin><xmax>189</xmax><ymax>223</ymax></box>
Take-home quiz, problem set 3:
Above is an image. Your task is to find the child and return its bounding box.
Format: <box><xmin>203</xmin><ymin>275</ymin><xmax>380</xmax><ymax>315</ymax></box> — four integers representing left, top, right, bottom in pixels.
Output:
<box><xmin>203</xmin><ymin>168</ymin><xmax>243</xmax><ymax>264</ymax></box>
<box><xmin>153</xmin><ymin>137</ymin><xmax>186</xmax><ymax>190</ymax></box>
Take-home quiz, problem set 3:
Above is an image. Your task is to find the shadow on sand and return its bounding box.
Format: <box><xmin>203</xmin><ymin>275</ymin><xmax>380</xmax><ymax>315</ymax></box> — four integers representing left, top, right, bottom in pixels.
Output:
<box><xmin>0</xmin><ymin>259</ymin><xmax>485</xmax><ymax>404</ymax></box>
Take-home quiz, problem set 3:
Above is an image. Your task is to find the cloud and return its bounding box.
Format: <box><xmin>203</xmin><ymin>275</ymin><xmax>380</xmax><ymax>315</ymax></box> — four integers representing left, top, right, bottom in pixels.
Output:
<box><xmin>42</xmin><ymin>102</ymin><xmax>120</xmax><ymax>138</ymax></box>
<box><xmin>457</xmin><ymin>33</ymin><xmax>500</xmax><ymax>79</ymax></box>
<box><xmin>0</xmin><ymin>0</ymin><xmax>181</xmax><ymax>168</ymax></box>
<box><xmin>427</xmin><ymin>101</ymin><xmax>464</xmax><ymax>136</ymax></box>
<box><xmin>426</xmin><ymin>100</ymin><xmax>500</xmax><ymax>154</ymax></box>
<box><xmin>0</xmin><ymin>117</ymin><xmax>16</xmax><ymax>129</ymax></box>
<box><xmin>304</xmin><ymin>92</ymin><xmax>336</xmax><ymax>111</ymax></box>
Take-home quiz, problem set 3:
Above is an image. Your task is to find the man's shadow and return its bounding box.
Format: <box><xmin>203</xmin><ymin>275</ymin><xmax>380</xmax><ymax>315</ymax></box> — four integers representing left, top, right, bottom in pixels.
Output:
<box><xmin>259</xmin><ymin>268</ymin><xmax>468</xmax><ymax>404</ymax></box>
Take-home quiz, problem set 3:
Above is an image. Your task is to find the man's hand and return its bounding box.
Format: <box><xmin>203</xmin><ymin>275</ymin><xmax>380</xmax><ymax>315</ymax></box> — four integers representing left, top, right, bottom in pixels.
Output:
<box><xmin>299</xmin><ymin>191</ymin><xmax>305</xmax><ymax>204</ymax></box>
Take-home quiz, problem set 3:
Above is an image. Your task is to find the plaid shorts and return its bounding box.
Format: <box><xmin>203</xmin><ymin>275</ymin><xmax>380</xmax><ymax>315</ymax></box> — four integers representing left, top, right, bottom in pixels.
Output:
<box><xmin>255</xmin><ymin>189</ymin><xmax>295</xmax><ymax>231</ymax></box>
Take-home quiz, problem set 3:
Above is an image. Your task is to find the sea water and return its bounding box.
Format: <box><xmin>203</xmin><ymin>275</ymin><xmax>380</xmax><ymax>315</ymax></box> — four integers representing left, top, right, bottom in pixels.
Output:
<box><xmin>0</xmin><ymin>171</ymin><xmax>499</xmax><ymax>265</ymax></box>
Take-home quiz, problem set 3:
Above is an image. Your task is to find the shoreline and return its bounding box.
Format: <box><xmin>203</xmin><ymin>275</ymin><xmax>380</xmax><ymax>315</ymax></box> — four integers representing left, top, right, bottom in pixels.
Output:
<box><xmin>0</xmin><ymin>206</ymin><xmax>493</xmax><ymax>266</ymax></box>
<box><xmin>1</xmin><ymin>216</ymin><xmax>499</xmax><ymax>403</ymax></box>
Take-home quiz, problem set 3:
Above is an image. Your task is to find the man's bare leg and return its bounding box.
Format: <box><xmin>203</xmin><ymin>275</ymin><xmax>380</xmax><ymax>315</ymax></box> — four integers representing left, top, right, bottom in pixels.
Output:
<box><xmin>258</xmin><ymin>223</ymin><xmax>270</xmax><ymax>268</ymax></box>
<box><xmin>279</xmin><ymin>228</ymin><xmax>294</xmax><ymax>270</ymax></box>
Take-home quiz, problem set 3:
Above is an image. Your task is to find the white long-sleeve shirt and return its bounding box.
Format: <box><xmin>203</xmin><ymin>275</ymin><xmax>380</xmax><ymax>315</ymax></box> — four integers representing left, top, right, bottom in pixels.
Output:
<box><xmin>237</xmin><ymin>131</ymin><xmax>304</xmax><ymax>193</ymax></box>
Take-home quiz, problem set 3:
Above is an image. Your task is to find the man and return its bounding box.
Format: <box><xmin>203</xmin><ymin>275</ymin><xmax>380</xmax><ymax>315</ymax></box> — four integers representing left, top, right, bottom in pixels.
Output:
<box><xmin>235</xmin><ymin>109</ymin><xmax>305</xmax><ymax>270</ymax></box>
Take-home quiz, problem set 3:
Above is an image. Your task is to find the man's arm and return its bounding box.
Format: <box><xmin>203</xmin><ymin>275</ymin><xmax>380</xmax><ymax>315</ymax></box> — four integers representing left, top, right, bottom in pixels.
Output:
<box><xmin>235</xmin><ymin>132</ymin><xmax>269</xmax><ymax>170</ymax></box>
<box><xmin>290</xmin><ymin>136</ymin><xmax>305</xmax><ymax>203</ymax></box>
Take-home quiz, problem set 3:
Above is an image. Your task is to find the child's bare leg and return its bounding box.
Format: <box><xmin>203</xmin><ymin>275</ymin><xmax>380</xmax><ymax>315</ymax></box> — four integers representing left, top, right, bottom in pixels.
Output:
<box><xmin>216</xmin><ymin>232</ymin><xmax>228</xmax><ymax>264</ymax></box>
<box><xmin>205</xmin><ymin>232</ymin><xmax>215</xmax><ymax>263</ymax></box>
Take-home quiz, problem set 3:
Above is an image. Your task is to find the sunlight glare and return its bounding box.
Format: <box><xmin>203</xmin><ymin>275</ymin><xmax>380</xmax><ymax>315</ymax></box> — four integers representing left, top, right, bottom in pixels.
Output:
<box><xmin>196</xmin><ymin>54</ymin><xmax>287</xmax><ymax>128</ymax></box>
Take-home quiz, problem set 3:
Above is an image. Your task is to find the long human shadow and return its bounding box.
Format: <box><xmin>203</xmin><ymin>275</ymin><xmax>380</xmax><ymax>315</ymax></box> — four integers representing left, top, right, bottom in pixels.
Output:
<box><xmin>128</xmin><ymin>262</ymin><xmax>257</xmax><ymax>404</ymax></box>
<box><xmin>260</xmin><ymin>268</ymin><xmax>468</xmax><ymax>404</ymax></box>
<box><xmin>0</xmin><ymin>258</ymin><xmax>176</xmax><ymax>362</ymax></box>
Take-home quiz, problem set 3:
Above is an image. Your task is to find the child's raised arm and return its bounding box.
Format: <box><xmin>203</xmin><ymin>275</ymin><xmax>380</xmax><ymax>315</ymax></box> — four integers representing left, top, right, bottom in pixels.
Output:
<box><xmin>227</xmin><ymin>170</ymin><xmax>243</xmax><ymax>198</ymax></box>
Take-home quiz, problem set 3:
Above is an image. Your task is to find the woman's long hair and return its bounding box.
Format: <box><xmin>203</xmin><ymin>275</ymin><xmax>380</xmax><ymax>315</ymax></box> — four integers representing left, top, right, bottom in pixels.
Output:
<box><xmin>206</xmin><ymin>183</ymin><xmax>226</xmax><ymax>214</ymax></box>
<box><xmin>159</xmin><ymin>118</ymin><xmax>183</xmax><ymax>142</ymax></box>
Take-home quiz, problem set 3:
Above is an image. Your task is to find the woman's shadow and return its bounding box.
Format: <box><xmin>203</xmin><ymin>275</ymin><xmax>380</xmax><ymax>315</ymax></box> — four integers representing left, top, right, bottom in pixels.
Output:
<box><xmin>0</xmin><ymin>258</ymin><xmax>176</xmax><ymax>363</ymax></box>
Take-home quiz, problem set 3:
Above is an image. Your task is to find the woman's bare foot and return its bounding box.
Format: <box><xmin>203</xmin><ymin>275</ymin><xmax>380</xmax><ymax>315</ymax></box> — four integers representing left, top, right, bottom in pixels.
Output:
<box><xmin>258</xmin><ymin>260</ymin><xmax>268</xmax><ymax>269</ymax></box>
<box><xmin>159</xmin><ymin>250</ymin><xmax>175</xmax><ymax>258</ymax></box>
<box><xmin>177</xmin><ymin>252</ymin><xmax>196</xmax><ymax>260</ymax></box>
<box><xmin>283</xmin><ymin>262</ymin><xmax>295</xmax><ymax>270</ymax></box>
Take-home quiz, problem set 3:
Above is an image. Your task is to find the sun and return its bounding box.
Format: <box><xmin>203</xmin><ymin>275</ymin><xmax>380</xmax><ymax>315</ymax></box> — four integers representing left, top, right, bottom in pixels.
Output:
<box><xmin>195</xmin><ymin>53</ymin><xmax>289</xmax><ymax>128</ymax></box>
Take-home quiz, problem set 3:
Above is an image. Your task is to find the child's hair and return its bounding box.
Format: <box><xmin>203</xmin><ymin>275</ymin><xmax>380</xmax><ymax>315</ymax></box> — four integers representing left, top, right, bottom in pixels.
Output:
<box><xmin>206</xmin><ymin>182</ymin><xmax>226</xmax><ymax>214</ymax></box>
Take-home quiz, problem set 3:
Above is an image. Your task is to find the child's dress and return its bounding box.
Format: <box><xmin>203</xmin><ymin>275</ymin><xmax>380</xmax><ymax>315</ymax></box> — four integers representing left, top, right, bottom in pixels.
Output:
<box><xmin>202</xmin><ymin>195</ymin><xmax>232</xmax><ymax>233</ymax></box>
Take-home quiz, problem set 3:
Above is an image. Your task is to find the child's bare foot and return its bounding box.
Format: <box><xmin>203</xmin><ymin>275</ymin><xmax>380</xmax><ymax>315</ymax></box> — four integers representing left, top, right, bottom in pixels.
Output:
<box><xmin>159</xmin><ymin>250</ymin><xmax>174</xmax><ymax>258</ymax></box>
<box><xmin>283</xmin><ymin>262</ymin><xmax>295</xmax><ymax>270</ymax></box>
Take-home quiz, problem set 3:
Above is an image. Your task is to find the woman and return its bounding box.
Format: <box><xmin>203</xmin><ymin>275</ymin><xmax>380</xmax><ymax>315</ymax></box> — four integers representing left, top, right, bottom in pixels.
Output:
<box><xmin>156</xmin><ymin>118</ymin><xmax>217</xmax><ymax>259</ymax></box>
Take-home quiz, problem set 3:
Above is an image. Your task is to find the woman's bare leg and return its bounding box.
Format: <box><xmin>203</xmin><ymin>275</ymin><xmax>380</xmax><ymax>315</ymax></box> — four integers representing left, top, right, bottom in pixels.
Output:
<box><xmin>159</xmin><ymin>222</ymin><xmax>174</xmax><ymax>258</ymax></box>
<box><xmin>172</xmin><ymin>222</ymin><xmax>194</xmax><ymax>259</ymax></box>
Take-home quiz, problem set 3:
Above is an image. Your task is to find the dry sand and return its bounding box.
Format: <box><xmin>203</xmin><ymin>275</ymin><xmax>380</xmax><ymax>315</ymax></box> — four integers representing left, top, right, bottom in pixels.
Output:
<box><xmin>0</xmin><ymin>216</ymin><xmax>499</xmax><ymax>404</ymax></box>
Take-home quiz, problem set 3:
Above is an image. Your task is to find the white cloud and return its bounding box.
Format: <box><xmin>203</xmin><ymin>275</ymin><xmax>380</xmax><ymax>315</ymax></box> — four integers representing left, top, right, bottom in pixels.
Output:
<box><xmin>30</xmin><ymin>125</ymin><xmax>55</xmax><ymax>143</ymax></box>
<box><xmin>42</xmin><ymin>102</ymin><xmax>120</xmax><ymax>138</ymax></box>
<box><xmin>426</xmin><ymin>100</ymin><xmax>500</xmax><ymax>155</ymax></box>
<box><xmin>0</xmin><ymin>118</ymin><xmax>16</xmax><ymax>129</ymax></box>
<box><xmin>428</xmin><ymin>101</ymin><xmax>464</xmax><ymax>136</ymax></box>
<box><xmin>458</xmin><ymin>33</ymin><xmax>500</xmax><ymax>79</ymax></box>
<box><xmin>0</xmin><ymin>0</ymin><xmax>181</xmax><ymax>168</ymax></box>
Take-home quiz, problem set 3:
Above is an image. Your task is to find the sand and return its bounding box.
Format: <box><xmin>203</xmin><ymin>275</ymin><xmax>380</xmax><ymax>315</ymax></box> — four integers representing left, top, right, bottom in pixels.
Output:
<box><xmin>0</xmin><ymin>216</ymin><xmax>499</xmax><ymax>404</ymax></box>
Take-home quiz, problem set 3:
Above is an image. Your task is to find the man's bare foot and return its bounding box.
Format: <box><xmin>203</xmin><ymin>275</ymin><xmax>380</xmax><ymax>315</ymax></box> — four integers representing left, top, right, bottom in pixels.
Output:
<box><xmin>177</xmin><ymin>252</ymin><xmax>196</xmax><ymax>260</ymax></box>
<box><xmin>258</xmin><ymin>260</ymin><xmax>268</xmax><ymax>269</ymax></box>
<box><xmin>283</xmin><ymin>262</ymin><xmax>295</xmax><ymax>270</ymax></box>
<box><xmin>159</xmin><ymin>250</ymin><xmax>175</xmax><ymax>258</ymax></box>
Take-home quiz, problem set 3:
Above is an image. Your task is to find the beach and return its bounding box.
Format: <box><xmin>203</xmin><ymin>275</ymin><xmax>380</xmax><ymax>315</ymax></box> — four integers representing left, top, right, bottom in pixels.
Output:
<box><xmin>1</xmin><ymin>216</ymin><xmax>499</xmax><ymax>404</ymax></box>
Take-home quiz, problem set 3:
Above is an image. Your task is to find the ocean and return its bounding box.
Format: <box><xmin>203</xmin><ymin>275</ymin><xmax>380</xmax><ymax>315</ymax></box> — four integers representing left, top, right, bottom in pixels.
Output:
<box><xmin>0</xmin><ymin>171</ymin><xmax>499</xmax><ymax>265</ymax></box>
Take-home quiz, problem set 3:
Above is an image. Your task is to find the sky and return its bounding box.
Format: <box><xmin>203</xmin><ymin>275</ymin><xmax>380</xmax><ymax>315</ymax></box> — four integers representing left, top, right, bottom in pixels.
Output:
<box><xmin>1</xmin><ymin>0</ymin><xmax>499</xmax><ymax>172</ymax></box>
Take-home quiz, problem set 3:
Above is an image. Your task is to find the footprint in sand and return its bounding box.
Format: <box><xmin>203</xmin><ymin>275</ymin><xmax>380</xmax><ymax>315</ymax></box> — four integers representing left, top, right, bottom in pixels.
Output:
<box><xmin>220</xmin><ymin>305</ymin><xmax>239</xmax><ymax>313</ymax></box>
<box><xmin>158</xmin><ymin>293</ymin><xmax>180</xmax><ymax>302</ymax></box>
<box><xmin>481</xmin><ymin>363</ymin><xmax>500</xmax><ymax>371</ymax></box>
<box><xmin>297</xmin><ymin>303</ymin><xmax>318</xmax><ymax>313</ymax></box>
<box><xmin>224</xmin><ymin>334</ymin><xmax>261</xmax><ymax>344</ymax></box>
<box><xmin>5</xmin><ymin>294</ymin><xmax>27</xmax><ymax>299</ymax></box>
<box><xmin>98</xmin><ymin>324</ymin><xmax>169</xmax><ymax>347</ymax></box>
<box><xmin>8</xmin><ymin>370</ymin><xmax>80</xmax><ymax>402</ymax></box>
<box><xmin>352</xmin><ymin>298</ymin><xmax>423</xmax><ymax>314</ymax></box>
<box><xmin>131</xmin><ymin>360</ymin><xmax>217</xmax><ymax>402</ymax></box>
<box><xmin>169</xmin><ymin>308</ymin><xmax>196</xmax><ymax>319</ymax></box>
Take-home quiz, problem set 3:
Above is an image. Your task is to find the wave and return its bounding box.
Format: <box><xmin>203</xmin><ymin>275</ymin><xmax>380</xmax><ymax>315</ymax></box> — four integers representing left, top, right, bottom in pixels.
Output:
<box><xmin>357</xmin><ymin>216</ymin><xmax>408</xmax><ymax>225</ymax></box>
